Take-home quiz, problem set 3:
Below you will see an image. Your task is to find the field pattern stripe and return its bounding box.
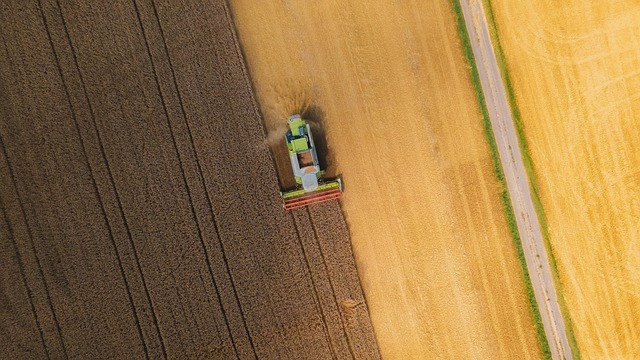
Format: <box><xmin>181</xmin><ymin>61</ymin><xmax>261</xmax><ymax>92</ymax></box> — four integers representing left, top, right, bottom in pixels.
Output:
<box><xmin>146</xmin><ymin>1</ymin><xmax>247</xmax><ymax>349</ymax></box>
<box><xmin>148</xmin><ymin>0</ymin><xmax>258</xmax><ymax>356</ymax></box>
<box><xmin>0</xmin><ymin>135</ymin><xmax>68</xmax><ymax>360</ymax></box>
<box><xmin>130</xmin><ymin>1</ymin><xmax>240</xmax><ymax>357</ymax></box>
<box><xmin>35</xmin><ymin>1</ymin><xmax>152</xmax><ymax>358</ymax></box>
<box><xmin>291</xmin><ymin>211</ymin><xmax>339</xmax><ymax>360</ymax></box>
<box><xmin>53</xmin><ymin>1</ymin><xmax>169</xmax><ymax>357</ymax></box>
<box><xmin>0</xmin><ymin>196</ymin><xmax>49</xmax><ymax>359</ymax></box>
<box><xmin>0</xmin><ymin>15</ymin><xmax>69</xmax><ymax>358</ymax></box>
<box><xmin>0</xmin><ymin>32</ymin><xmax>50</xmax><ymax>360</ymax></box>
<box><xmin>307</xmin><ymin>207</ymin><xmax>357</xmax><ymax>359</ymax></box>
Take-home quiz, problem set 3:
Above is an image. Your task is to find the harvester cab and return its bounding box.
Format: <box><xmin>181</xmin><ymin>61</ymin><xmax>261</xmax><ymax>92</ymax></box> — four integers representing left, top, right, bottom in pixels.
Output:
<box><xmin>280</xmin><ymin>114</ymin><xmax>342</xmax><ymax>210</ymax></box>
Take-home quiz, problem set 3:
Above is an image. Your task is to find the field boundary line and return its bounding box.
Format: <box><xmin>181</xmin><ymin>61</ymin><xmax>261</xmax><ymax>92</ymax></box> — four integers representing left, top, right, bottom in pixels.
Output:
<box><xmin>480</xmin><ymin>1</ymin><xmax>581</xmax><ymax>357</ymax></box>
<box><xmin>449</xmin><ymin>1</ymin><xmax>552</xmax><ymax>358</ymax></box>
<box><xmin>52</xmin><ymin>1</ymin><xmax>169</xmax><ymax>357</ymax></box>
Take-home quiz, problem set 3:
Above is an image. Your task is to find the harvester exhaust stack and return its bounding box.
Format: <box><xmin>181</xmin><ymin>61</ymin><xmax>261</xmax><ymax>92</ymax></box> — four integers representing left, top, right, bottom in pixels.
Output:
<box><xmin>280</xmin><ymin>114</ymin><xmax>342</xmax><ymax>210</ymax></box>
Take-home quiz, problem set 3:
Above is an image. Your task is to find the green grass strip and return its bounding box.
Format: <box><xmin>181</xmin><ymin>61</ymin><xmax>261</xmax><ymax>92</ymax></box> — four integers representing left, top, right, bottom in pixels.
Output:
<box><xmin>449</xmin><ymin>1</ymin><xmax>552</xmax><ymax>358</ymax></box>
<box><xmin>480</xmin><ymin>1</ymin><xmax>581</xmax><ymax>358</ymax></box>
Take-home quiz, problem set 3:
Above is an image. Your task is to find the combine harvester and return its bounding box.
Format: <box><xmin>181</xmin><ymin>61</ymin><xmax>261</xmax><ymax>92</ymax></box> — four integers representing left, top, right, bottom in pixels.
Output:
<box><xmin>281</xmin><ymin>114</ymin><xmax>342</xmax><ymax>210</ymax></box>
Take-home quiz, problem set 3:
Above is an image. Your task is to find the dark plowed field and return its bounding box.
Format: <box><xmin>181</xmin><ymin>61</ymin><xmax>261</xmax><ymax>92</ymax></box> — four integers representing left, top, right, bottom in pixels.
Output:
<box><xmin>0</xmin><ymin>1</ymin><xmax>380</xmax><ymax>359</ymax></box>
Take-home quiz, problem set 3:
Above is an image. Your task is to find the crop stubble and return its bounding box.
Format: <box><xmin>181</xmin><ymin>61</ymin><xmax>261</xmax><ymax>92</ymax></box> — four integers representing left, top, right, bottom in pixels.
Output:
<box><xmin>0</xmin><ymin>0</ymin><xmax>379</xmax><ymax>359</ymax></box>
<box><xmin>488</xmin><ymin>1</ymin><xmax>640</xmax><ymax>358</ymax></box>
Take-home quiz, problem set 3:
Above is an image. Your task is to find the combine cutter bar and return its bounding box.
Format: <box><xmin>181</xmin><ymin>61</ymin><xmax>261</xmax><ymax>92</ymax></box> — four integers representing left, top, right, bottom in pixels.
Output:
<box><xmin>283</xmin><ymin>188</ymin><xmax>342</xmax><ymax>210</ymax></box>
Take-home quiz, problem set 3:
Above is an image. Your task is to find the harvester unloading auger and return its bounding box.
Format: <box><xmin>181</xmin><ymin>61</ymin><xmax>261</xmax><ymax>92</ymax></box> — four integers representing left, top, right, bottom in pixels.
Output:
<box><xmin>280</xmin><ymin>114</ymin><xmax>343</xmax><ymax>210</ymax></box>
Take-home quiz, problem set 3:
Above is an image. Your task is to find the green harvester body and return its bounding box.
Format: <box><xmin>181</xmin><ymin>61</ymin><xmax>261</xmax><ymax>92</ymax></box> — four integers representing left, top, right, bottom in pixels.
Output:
<box><xmin>280</xmin><ymin>114</ymin><xmax>342</xmax><ymax>210</ymax></box>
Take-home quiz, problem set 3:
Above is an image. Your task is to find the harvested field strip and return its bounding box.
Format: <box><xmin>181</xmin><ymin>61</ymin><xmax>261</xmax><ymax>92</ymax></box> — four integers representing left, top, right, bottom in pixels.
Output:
<box><xmin>450</xmin><ymin>1</ymin><xmax>551</xmax><ymax>358</ymax></box>
<box><xmin>479</xmin><ymin>1</ymin><xmax>582</xmax><ymax>357</ymax></box>
<box><xmin>0</xmin><ymin>0</ymin><xmax>379</xmax><ymax>358</ymax></box>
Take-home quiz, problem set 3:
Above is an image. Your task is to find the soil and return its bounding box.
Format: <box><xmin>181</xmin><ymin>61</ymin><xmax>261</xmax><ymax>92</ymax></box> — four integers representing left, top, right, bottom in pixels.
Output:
<box><xmin>0</xmin><ymin>1</ymin><xmax>379</xmax><ymax>359</ymax></box>
<box><xmin>490</xmin><ymin>0</ymin><xmax>640</xmax><ymax>358</ymax></box>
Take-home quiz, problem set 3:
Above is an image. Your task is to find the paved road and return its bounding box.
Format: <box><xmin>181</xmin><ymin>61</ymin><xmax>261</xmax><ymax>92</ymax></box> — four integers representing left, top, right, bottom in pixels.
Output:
<box><xmin>459</xmin><ymin>1</ymin><xmax>573</xmax><ymax>359</ymax></box>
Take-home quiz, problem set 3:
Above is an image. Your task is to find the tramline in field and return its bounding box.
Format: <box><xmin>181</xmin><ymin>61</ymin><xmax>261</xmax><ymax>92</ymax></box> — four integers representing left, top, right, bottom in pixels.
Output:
<box><xmin>281</xmin><ymin>114</ymin><xmax>342</xmax><ymax>210</ymax></box>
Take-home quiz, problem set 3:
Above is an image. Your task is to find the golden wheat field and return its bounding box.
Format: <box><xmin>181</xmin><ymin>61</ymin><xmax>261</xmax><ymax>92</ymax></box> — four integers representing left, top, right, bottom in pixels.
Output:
<box><xmin>489</xmin><ymin>1</ymin><xmax>640</xmax><ymax>358</ymax></box>
<box><xmin>229</xmin><ymin>0</ymin><xmax>543</xmax><ymax>358</ymax></box>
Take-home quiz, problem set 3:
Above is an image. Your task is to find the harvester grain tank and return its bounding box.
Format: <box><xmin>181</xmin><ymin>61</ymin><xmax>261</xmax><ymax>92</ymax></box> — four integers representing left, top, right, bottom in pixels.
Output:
<box><xmin>280</xmin><ymin>114</ymin><xmax>342</xmax><ymax>210</ymax></box>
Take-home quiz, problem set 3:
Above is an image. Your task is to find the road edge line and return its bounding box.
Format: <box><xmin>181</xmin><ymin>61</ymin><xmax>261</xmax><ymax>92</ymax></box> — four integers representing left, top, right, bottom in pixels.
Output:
<box><xmin>450</xmin><ymin>1</ymin><xmax>552</xmax><ymax>358</ymax></box>
<box><xmin>479</xmin><ymin>1</ymin><xmax>582</xmax><ymax>358</ymax></box>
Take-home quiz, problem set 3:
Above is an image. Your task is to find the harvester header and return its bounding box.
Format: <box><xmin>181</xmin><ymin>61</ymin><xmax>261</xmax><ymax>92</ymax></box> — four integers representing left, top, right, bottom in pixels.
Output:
<box><xmin>280</xmin><ymin>114</ymin><xmax>342</xmax><ymax>210</ymax></box>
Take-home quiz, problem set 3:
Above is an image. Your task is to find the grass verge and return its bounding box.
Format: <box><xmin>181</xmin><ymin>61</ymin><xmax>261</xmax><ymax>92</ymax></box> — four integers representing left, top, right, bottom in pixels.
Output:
<box><xmin>449</xmin><ymin>1</ymin><xmax>552</xmax><ymax>358</ymax></box>
<box><xmin>480</xmin><ymin>1</ymin><xmax>581</xmax><ymax>358</ymax></box>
